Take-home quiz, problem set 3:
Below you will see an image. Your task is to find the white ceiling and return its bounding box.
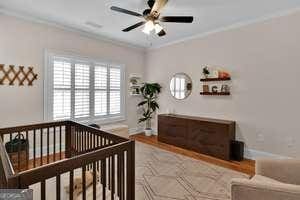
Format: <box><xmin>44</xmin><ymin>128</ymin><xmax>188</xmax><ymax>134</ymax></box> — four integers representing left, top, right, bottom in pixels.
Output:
<box><xmin>0</xmin><ymin>0</ymin><xmax>300</xmax><ymax>49</ymax></box>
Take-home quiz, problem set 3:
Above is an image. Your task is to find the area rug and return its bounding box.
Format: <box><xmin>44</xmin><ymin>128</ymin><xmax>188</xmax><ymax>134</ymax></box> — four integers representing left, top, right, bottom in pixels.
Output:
<box><xmin>30</xmin><ymin>142</ymin><xmax>249</xmax><ymax>200</ymax></box>
<box><xmin>135</xmin><ymin>142</ymin><xmax>249</xmax><ymax>200</ymax></box>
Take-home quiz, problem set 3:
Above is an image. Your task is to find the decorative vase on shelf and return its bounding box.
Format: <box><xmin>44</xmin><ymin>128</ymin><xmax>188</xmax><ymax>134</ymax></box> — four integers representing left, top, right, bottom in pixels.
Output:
<box><xmin>202</xmin><ymin>66</ymin><xmax>210</xmax><ymax>79</ymax></box>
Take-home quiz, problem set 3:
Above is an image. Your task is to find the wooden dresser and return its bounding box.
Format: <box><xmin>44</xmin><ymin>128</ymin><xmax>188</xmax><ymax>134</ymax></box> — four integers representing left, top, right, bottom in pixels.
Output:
<box><xmin>158</xmin><ymin>114</ymin><xmax>235</xmax><ymax>160</ymax></box>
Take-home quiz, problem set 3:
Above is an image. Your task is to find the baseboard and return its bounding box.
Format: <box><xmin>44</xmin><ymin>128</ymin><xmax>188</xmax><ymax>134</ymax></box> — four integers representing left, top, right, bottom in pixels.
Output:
<box><xmin>129</xmin><ymin>127</ymin><xmax>144</xmax><ymax>136</ymax></box>
<box><xmin>244</xmin><ymin>148</ymin><xmax>291</xmax><ymax>160</ymax></box>
<box><xmin>130</xmin><ymin>128</ymin><xmax>290</xmax><ymax>160</ymax></box>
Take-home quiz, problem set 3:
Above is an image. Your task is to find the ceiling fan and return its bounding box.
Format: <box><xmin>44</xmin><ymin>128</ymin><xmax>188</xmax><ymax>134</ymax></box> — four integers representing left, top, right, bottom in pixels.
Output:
<box><xmin>111</xmin><ymin>0</ymin><xmax>194</xmax><ymax>37</ymax></box>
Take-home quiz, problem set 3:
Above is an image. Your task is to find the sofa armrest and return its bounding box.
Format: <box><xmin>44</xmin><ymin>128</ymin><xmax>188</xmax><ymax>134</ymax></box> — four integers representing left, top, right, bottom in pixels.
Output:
<box><xmin>256</xmin><ymin>159</ymin><xmax>300</xmax><ymax>185</ymax></box>
<box><xmin>231</xmin><ymin>178</ymin><xmax>300</xmax><ymax>200</ymax></box>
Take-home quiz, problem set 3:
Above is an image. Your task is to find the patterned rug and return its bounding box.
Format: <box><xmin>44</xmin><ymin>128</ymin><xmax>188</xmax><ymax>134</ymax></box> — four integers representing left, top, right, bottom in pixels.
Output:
<box><xmin>135</xmin><ymin>142</ymin><xmax>249</xmax><ymax>200</ymax></box>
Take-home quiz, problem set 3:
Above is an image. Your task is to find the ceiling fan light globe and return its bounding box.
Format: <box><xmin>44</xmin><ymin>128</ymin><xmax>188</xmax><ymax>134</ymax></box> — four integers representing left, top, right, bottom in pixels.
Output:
<box><xmin>145</xmin><ymin>20</ymin><xmax>154</xmax><ymax>31</ymax></box>
<box><xmin>142</xmin><ymin>26</ymin><xmax>151</xmax><ymax>35</ymax></box>
<box><xmin>154</xmin><ymin>24</ymin><xmax>163</xmax><ymax>34</ymax></box>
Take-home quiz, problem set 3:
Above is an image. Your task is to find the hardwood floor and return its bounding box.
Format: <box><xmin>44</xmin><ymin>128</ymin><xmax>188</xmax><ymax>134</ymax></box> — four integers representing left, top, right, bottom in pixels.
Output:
<box><xmin>130</xmin><ymin>133</ymin><xmax>255</xmax><ymax>176</ymax></box>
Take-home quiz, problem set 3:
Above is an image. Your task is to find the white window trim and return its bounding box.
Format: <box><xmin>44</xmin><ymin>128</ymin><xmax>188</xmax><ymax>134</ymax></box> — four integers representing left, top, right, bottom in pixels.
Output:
<box><xmin>44</xmin><ymin>50</ymin><xmax>126</xmax><ymax>124</ymax></box>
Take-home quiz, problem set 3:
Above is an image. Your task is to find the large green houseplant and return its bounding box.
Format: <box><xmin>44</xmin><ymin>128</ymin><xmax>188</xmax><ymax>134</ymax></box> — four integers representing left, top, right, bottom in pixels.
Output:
<box><xmin>138</xmin><ymin>83</ymin><xmax>162</xmax><ymax>136</ymax></box>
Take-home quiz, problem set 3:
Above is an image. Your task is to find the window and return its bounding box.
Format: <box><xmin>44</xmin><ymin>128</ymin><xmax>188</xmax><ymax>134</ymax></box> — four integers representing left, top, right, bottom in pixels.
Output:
<box><xmin>44</xmin><ymin>53</ymin><xmax>125</xmax><ymax>123</ymax></box>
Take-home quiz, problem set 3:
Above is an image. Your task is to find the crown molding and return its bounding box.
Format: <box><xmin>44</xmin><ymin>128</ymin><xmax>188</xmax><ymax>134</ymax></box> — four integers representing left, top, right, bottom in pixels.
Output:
<box><xmin>148</xmin><ymin>6</ymin><xmax>300</xmax><ymax>51</ymax></box>
<box><xmin>0</xmin><ymin>8</ymin><xmax>147</xmax><ymax>52</ymax></box>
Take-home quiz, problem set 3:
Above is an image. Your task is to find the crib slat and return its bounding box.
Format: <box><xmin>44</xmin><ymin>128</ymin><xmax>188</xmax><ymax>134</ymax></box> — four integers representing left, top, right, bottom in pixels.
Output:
<box><xmin>78</xmin><ymin>128</ymin><xmax>81</xmax><ymax>152</ymax></box>
<box><xmin>89</xmin><ymin>132</ymin><xmax>92</xmax><ymax>150</ymax></box>
<box><xmin>33</xmin><ymin>129</ymin><xmax>36</xmax><ymax>168</ymax></box>
<box><xmin>56</xmin><ymin>175</ymin><xmax>61</xmax><ymax>200</ymax></box>
<box><xmin>59</xmin><ymin>126</ymin><xmax>62</xmax><ymax>160</ymax></box>
<box><xmin>96</xmin><ymin>135</ymin><xmax>99</xmax><ymax>171</ymax></box>
<box><xmin>126</xmin><ymin>142</ymin><xmax>135</xmax><ymax>200</ymax></box>
<box><xmin>117</xmin><ymin>154</ymin><xmax>121</xmax><ymax>197</ymax></box>
<box><xmin>77</xmin><ymin>127</ymin><xmax>80</xmax><ymax>154</ymax></box>
<box><xmin>69</xmin><ymin>170</ymin><xmax>74</xmax><ymax>200</ymax></box>
<box><xmin>111</xmin><ymin>155</ymin><xmax>115</xmax><ymax>200</ymax></box>
<box><xmin>93</xmin><ymin>162</ymin><xmax>97</xmax><ymax>200</ymax></box>
<box><xmin>47</xmin><ymin>128</ymin><xmax>49</xmax><ymax>163</ymax></box>
<box><xmin>82</xmin><ymin>130</ymin><xmax>85</xmax><ymax>152</ymax></box>
<box><xmin>74</xmin><ymin>127</ymin><xmax>77</xmax><ymax>154</ymax></box>
<box><xmin>81</xmin><ymin>129</ymin><xmax>84</xmax><ymax>152</ymax></box>
<box><xmin>41</xmin><ymin>180</ymin><xmax>46</xmax><ymax>200</ymax></box>
<box><xmin>86</xmin><ymin>131</ymin><xmax>88</xmax><ymax>153</ymax></box>
<box><xmin>108</xmin><ymin>156</ymin><xmax>111</xmax><ymax>190</ymax></box>
<box><xmin>17</xmin><ymin>132</ymin><xmax>21</xmax><ymax>171</ymax></box>
<box><xmin>102</xmin><ymin>159</ymin><xmax>106</xmax><ymax>200</ymax></box>
<box><xmin>82</xmin><ymin>166</ymin><xmax>86</xmax><ymax>200</ymax></box>
<box><xmin>120</xmin><ymin>153</ymin><xmax>124</xmax><ymax>200</ymax></box>
<box><xmin>96</xmin><ymin>135</ymin><xmax>99</xmax><ymax>148</ymax></box>
<box><xmin>25</xmin><ymin>131</ymin><xmax>29</xmax><ymax>170</ymax></box>
<box><xmin>54</xmin><ymin>127</ymin><xmax>56</xmax><ymax>161</ymax></box>
<box><xmin>93</xmin><ymin>134</ymin><xmax>96</xmax><ymax>149</ymax></box>
<box><xmin>40</xmin><ymin>128</ymin><xmax>43</xmax><ymax>166</ymax></box>
<box><xmin>86</xmin><ymin>131</ymin><xmax>89</xmax><ymax>151</ymax></box>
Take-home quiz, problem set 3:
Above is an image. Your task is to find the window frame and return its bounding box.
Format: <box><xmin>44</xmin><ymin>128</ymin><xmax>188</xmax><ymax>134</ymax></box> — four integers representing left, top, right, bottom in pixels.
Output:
<box><xmin>44</xmin><ymin>51</ymin><xmax>126</xmax><ymax>124</ymax></box>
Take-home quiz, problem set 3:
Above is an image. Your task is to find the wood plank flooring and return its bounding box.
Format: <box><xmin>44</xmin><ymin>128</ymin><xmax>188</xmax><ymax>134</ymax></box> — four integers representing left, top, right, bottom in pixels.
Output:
<box><xmin>130</xmin><ymin>133</ymin><xmax>255</xmax><ymax>176</ymax></box>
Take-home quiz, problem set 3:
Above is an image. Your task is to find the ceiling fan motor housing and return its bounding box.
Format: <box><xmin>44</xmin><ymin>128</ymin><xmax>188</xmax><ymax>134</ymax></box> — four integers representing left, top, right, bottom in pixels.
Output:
<box><xmin>143</xmin><ymin>9</ymin><xmax>151</xmax><ymax>16</ymax></box>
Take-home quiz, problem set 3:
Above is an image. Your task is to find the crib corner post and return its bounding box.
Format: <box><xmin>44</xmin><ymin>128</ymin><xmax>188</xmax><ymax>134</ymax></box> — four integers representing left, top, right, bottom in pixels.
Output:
<box><xmin>6</xmin><ymin>175</ymin><xmax>20</xmax><ymax>189</ymax></box>
<box><xmin>65</xmin><ymin>122</ymin><xmax>72</xmax><ymax>158</ymax></box>
<box><xmin>126</xmin><ymin>140</ymin><xmax>135</xmax><ymax>200</ymax></box>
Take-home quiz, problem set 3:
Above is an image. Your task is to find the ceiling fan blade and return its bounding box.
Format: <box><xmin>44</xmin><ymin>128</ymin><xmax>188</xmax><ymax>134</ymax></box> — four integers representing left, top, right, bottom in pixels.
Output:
<box><xmin>148</xmin><ymin>0</ymin><xmax>155</xmax><ymax>8</ymax></box>
<box><xmin>158</xmin><ymin>29</ymin><xmax>166</xmax><ymax>37</ymax></box>
<box><xmin>151</xmin><ymin>0</ymin><xmax>169</xmax><ymax>15</ymax></box>
<box><xmin>160</xmin><ymin>16</ymin><xmax>194</xmax><ymax>23</ymax></box>
<box><xmin>122</xmin><ymin>21</ymin><xmax>146</xmax><ymax>32</ymax></box>
<box><xmin>111</xmin><ymin>6</ymin><xmax>142</xmax><ymax>17</ymax></box>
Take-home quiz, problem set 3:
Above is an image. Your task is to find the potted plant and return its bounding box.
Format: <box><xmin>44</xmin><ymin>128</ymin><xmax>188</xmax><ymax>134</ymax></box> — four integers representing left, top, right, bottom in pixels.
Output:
<box><xmin>138</xmin><ymin>83</ymin><xmax>162</xmax><ymax>136</ymax></box>
<box><xmin>202</xmin><ymin>66</ymin><xmax>210</xmax><ymax>78</ymax></box>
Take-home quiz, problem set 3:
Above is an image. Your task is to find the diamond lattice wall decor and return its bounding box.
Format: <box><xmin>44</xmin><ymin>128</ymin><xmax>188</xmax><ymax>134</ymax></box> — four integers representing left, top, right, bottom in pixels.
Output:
<box><xmin>0</xmin><ymin>64</ymin><xmax>38</xmax><ymax>86</ymax></box>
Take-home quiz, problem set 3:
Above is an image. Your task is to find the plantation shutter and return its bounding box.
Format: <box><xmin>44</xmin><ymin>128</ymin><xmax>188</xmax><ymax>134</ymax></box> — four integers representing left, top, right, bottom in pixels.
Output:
<box><xmin>47</xmin><ymin>53</ymin><xmax>124</xmax><ymax>122</ymax></box>
<box><xmin>109</xmin><ymin>67</ymin><xmax>121</xmax><ymax>115</ymax></box>
<box><xmin>94</xmin><ymin>65</ymin><xmax>107</xmax><ymax>116</ymax></box>
<box><xmin>74</xmin><ymin>63</ymin><xmax>90</xmax><ymax>118</ymax></box>
<box><xmin>53</xmin><ymin>59</ymin><xmax>71</xmax><ymax>120</ymax></box>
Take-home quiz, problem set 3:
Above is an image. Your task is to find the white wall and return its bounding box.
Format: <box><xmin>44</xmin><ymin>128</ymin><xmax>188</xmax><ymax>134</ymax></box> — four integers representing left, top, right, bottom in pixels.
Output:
<box><xmin>0</xmin><ymin>15</ymin><xmax>145</xmax><ymax>131</ymax></box>
<box><xmin>145</xmin><ymin>11</ymin><xmax>300</xmax><ymax>158</ymax></box>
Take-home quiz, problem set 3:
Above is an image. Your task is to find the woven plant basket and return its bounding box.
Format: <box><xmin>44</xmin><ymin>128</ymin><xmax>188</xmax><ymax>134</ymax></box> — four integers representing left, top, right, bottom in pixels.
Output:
<box><xmin>5</xmin><ymin>134</ymin><xmax>29</xmax><ymax>171</ymax></box>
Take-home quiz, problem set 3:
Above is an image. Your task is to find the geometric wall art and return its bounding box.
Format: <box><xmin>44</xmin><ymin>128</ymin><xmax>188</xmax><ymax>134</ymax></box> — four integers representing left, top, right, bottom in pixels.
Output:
<box><xmin>0</xmin><ymin>64</ymin><xmax>38</xmax><ymax>86</ymax></box>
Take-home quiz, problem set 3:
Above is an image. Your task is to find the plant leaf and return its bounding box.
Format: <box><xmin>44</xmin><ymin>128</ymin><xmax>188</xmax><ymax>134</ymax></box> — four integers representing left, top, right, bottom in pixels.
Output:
<box><xmin>138</xmin><ymin>100</ymin><xmax>147</xmax><ymax>107</ymax></box>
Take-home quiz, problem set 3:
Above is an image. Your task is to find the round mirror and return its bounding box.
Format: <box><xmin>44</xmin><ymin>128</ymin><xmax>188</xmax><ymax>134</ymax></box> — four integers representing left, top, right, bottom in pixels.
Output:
<box><xmin>170</xmin><ymin>73</ymin><xmax>192</xmax><ymax>100</ymax></box>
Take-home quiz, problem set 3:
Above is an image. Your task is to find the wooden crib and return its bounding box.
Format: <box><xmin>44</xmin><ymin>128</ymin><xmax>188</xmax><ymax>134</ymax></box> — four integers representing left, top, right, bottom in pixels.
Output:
<box><xmin>0</xmin><ymin>120</ymin><xmax>135</xmax><ymax>200</ymax></box>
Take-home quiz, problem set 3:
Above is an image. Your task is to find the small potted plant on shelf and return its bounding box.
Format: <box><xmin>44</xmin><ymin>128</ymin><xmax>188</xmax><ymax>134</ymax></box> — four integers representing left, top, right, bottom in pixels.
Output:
<box><xmin>202</xmin><ymin>66</ymin><xmax>210</xmax><ymax>79</ymax></box>
<box><xmin>138</xmin><ymin>83</ymin><xmax>162</xmax><ymax>136</ymax></box>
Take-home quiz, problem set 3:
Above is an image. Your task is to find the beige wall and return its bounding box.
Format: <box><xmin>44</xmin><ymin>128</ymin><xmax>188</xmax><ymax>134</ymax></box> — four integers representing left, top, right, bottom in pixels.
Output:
<box><xmin>0</xmin><ymin>15</ymin><xmax>145</xmax><ymax>131</ymax></box>
<box><xmin>145</xmin><ymin>11</ymin><xmax>300</xmax><ymax>158</ymax></box>
<box><xmin>1</xmin><ymin>11</ymin><xmax>300</xmax><ymax>159</ymax></box>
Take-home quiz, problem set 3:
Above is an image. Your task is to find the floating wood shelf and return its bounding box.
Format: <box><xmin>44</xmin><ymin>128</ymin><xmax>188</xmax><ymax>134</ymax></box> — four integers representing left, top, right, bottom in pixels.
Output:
<box><xmin>200</xmin><ymin>92</ymin><xmax>230</xmax><ymax>96</ymax></box>
<box><xmin>200</xmin><ymin>77</ymin><xmax>231</xmax><ymax>82</ymax></box>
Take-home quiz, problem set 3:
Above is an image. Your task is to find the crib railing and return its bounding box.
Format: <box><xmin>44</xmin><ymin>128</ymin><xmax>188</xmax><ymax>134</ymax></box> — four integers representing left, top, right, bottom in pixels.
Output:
<box><xmin>0</xmin><ymin>121</ymin><xmax>135</xmax><ymax>200</ymax></box>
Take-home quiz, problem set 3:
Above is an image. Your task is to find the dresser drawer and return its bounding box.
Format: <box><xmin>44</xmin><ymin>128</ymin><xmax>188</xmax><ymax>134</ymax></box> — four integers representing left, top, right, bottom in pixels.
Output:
<box><xmin>158</xmin><ymin>121</ymin><xmax>187</xmax><ymax>147</ymax></box>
